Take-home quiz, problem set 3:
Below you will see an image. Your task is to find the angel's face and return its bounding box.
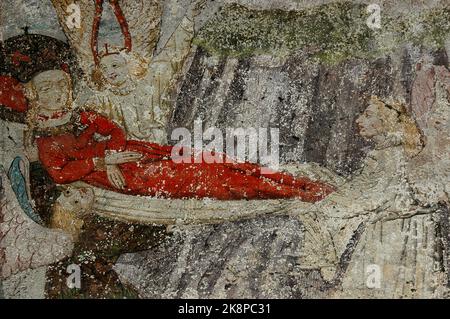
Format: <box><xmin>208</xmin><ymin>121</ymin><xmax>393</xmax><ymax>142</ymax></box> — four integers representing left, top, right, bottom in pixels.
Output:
<box><xmin>57</xmin><ymin>186</ymin><xmax>94</xmax><ymax>214</ymax></box>
<box><xmin>32</xmin><ymin>70</ymin><xmax>71</xmax><ymax>112</ymax></box>
<box><xmin>100</xmin><ymin>54</ymin><xmax>129</xmax><ymax>87</ymax></box>
<box><xmin>356</xmin><ymin>103</ymin><xmax>386</xmax><ymax>138</ymax></box>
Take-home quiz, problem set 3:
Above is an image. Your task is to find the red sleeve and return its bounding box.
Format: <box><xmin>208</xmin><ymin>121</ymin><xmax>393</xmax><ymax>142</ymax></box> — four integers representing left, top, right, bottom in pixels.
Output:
<box><xmin>37</xmin><ymin>138</ymin><xmax>95</xmax><ymax>184</ymax></box>
<box><xmin>80</xmin><ymin>111</ymin><xmax>126</xmax><ymax>152</ymax></box>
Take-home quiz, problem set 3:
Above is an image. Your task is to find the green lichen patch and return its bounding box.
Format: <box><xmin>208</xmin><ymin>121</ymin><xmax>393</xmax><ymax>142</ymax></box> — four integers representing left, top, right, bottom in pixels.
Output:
<box><xmin>403</xmin><ymin>7</ymin><xmax>450</xmax><ymax>49</ymax></box>
<box><xmin>194</xmin><ymin>2</ymin><xmax>450</xmax><ymax>64</ymax></box>
<box><xmin>195</xmin><ymin>2</ymin><xmax>371</xmax><ymax>64</ymax></box>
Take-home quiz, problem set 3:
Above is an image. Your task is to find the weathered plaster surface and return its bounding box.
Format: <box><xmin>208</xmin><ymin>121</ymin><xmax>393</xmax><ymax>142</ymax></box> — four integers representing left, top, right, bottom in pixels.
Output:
<box><xmin>1</xmin><ymin>0</ymin><xmax>449</xmax><ymax>299</ymax></box>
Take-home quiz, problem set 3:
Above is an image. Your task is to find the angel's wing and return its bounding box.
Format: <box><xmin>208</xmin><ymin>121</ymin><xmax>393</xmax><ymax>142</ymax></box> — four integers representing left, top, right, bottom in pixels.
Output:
<box><xmin>51</xmin><ymin>0</ymin><xmax>162</xmax><ymax>70</ymax></box>
<box><xmin>120</xmin><ymin>0</ymin><xmax>162</xmax><ymax>61</ymax></box>
<box><xmin>50</xmin><ymin>0</ymin><xmax>96</xmax><ymax>80</ymax></box>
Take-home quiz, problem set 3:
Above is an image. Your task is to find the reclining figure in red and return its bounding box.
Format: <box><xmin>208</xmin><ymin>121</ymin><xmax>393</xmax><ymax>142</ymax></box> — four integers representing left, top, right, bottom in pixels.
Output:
<box><xmin>24</xmin><ymin>69</ymin><xmax>334</xmax><ymax>203</ymax></box>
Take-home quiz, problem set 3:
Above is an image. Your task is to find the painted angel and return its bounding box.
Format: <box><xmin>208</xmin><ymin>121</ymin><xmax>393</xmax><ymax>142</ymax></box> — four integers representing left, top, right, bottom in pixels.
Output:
<box><xmin>50</xmin><ymin>0</ymin><xmax>201</xmax><ymax>142</ymax></box>
<box><xmin>300</xmin><ymin>95</ymin><xmax>448</xmax><ymax>296</ymax></box>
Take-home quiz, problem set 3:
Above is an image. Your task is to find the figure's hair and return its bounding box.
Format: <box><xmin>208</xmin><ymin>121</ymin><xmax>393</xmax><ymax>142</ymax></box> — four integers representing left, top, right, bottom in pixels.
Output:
<box><xmin>369</xmin><ymin>96</ymin><xmax>424</xmax><ymax>157</ymax></box>
<box><xmin>28</xmin><ymin>162</ymin><xmax>63</xmax><ymax>226</ymax></box>
<box><xmin>399</xmin><ymin>111</ymin><xmax>424</xmax><ymax>157</ymax></box>
<box><xmin>23</xmin><ymin>80</ymin><xmax>39</xmax><ymax>132</ymax></box>
<box><xmin>121</xmin><ymin>50</ymin><xmax>149</xmax><ymax>79</ymax></box>
<box><xmin>49</xmin><ymin>201</ymin><xmax>84</xmax><ymax>241</ymax></box>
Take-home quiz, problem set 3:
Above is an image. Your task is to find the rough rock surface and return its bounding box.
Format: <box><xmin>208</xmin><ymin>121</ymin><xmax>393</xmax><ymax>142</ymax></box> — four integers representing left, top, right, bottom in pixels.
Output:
<box><xmin>171</xmin><ymin>49</ymin><xmax>393</xmax><ymax>175</ymax></box>
<box><xmin>114</xmin><ymin>215</ymin><xmax>332</xmax><ymax>298</ymax></box>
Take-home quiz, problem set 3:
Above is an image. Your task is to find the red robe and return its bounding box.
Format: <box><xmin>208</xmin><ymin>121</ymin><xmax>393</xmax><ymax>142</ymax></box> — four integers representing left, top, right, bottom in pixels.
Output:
<box><xmin>37</xmin><ymin>111</ymin><xmax>334</xmax><ymax>202</ymax></box>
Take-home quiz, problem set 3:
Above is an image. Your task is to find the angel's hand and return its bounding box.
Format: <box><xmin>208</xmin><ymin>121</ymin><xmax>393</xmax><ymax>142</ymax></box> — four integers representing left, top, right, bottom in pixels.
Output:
<box><xmin>370</xmin><ymin>204</ymin><xmax>439</xmax><ymax>223</ymax></box>
<box><xmin>105</xmin><ymin>151</ymin><xmax>142</xmax><ymax>165</ymax></box>
<box><xmin>106</xmin><ymin>164</ymin><xmax>126</xmax><ymax>189</ymax></box>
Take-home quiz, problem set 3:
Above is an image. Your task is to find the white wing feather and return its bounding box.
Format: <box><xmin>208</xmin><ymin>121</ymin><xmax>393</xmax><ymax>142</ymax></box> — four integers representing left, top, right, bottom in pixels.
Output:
<box><xmin>50</xmin><ymin>0</ymin><xmax>96</xmax><ymax>79</ymax></box>
<box><xmin>119</xmin><ymin>0</ymin><xmax>162</xmax><ymax>61</ymax></box>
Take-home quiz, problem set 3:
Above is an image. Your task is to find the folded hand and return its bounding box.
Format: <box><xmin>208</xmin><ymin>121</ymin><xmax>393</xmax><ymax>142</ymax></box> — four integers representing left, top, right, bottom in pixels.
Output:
<box><xmin>105</xmin><ymin>151</ymin><xmax>142</xmax><ymax>165</ymax></box>
<box><xmin>106</xmin><ymin>164</ymin><xmax>126</xmax><ymax>189</ymax></box>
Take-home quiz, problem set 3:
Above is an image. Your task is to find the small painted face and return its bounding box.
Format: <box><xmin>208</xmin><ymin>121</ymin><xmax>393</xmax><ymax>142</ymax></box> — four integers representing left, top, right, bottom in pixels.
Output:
<box><xmin>100</xmin><ymin>54</ymin><xmax>129</xmax><ymax>87</ymax></box>
<box><xmin>57</xmin><ymin>187</ymin><xmax>95</xmax><ymax>214</ymax></box>
<box><xmin>32</xmin><ymin>70</ymin><xmax>71</xmax><ymax>112</ymax></box>
<box><xmin>356</xmin><ymin>103</ymin><xmax>386</xmax><ymax>138</ymax></box>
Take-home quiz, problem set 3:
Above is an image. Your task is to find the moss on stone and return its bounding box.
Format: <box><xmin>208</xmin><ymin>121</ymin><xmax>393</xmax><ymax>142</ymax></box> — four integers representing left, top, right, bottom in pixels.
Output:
<box><xmin>412</xmin><ymin>7</ymin><xmax>450</xmax><ymax>48</ymax></box>
<box><xmin>194</xmin><ymin>1</ymin><xmax>450</xmax><ymax>64</ymax></box>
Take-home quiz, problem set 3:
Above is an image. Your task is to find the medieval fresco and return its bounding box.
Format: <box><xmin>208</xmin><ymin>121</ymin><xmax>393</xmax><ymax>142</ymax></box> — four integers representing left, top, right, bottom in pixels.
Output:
<box><xmin>0</xmin><ymin>0</ymin><xmax>449</xmax><ymax>299</ymax></box>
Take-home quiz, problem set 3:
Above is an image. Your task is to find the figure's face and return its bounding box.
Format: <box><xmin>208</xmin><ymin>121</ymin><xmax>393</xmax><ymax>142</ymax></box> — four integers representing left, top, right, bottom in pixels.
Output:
<box><xmin>32</xmin><ymin>70</ymin><xmax>71</xmax><ymax>112</ymax></box>
<box><xmin>356</xmin><ymin>103</ymin><xmax>386</xmax><ymax>138</ymax></box>
<box><xmin>57</xmin><ymin>187</ymin><xmax>94</xmax><ymax>214</ymax></box>
<box><xmin>100</xmin><ymin>54</ymin><xmax>129</xmax><ymax>87</ymax></box>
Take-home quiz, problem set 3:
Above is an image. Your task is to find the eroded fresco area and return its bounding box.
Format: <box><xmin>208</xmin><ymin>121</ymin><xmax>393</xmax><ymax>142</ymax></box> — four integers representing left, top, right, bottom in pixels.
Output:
<box><xmin>0</xmin><ymin>0</ymin><xmax>449</xmax><ymax>298</ymax></box>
